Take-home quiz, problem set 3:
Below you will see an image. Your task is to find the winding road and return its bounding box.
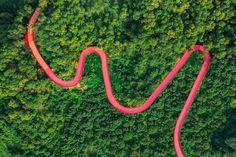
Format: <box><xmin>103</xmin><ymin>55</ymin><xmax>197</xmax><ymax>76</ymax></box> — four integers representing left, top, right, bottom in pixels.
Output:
<box><xmin>25</xmin><ymin>10</ymin><xmax>211</xmax><ymax>157</ymax></box>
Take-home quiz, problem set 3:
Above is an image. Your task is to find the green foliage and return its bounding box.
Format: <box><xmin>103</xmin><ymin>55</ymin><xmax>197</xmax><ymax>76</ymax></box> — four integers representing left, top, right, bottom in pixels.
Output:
<box><xmin>0</xmin><ymin>0</ymin><xmax>235</xmax><ymax>156</ymax></box>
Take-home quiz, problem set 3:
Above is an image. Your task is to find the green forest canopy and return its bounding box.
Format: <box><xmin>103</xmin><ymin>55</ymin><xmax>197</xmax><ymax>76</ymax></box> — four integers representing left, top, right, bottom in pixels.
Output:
<box><xmin>0</xmin><ymin>0</ymin><xmax>235</xmax><ymax>156</ymax></box>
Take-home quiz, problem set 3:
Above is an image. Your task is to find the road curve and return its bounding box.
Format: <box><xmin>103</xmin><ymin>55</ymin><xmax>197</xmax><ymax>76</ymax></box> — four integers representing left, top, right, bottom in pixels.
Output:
<box><xmin>25</xmin><ymin>10</ymin><xmax>211</xmax><ymax>157</ymax></box>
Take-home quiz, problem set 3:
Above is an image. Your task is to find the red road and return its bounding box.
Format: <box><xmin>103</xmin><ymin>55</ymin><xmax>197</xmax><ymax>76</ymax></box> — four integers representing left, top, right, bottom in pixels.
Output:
<box><xmin>25</xmin><ymin>10</ymin><xmax>211</xmax><ymax>157</ymax></box>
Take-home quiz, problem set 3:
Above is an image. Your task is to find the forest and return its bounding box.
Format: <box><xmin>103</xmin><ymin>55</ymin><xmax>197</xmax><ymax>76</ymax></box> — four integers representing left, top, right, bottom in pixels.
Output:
<box><xmin>0</xmin><ymin>0</ymin><xmax>235</xmax><ymax>156</ymax></box>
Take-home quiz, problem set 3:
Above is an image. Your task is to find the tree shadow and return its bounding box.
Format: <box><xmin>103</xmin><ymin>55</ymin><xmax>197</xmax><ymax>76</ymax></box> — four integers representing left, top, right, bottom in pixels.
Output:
<box><xmin>0</xmin><ymin>0</ymin><xmax>38</xmax><ymax>45</ymax></box>
<box><xmin>211</xmin><ymin>108</ymin><xmax>236</xmax><ymax>155</ymax></box>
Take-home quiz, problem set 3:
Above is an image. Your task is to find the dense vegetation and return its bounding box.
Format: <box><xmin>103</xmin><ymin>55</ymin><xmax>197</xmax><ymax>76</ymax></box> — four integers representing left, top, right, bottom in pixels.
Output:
<box><xmin>0</xmin><ymin>0</ymin><xmax>235</xmax><ymax>156</ymax></box>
